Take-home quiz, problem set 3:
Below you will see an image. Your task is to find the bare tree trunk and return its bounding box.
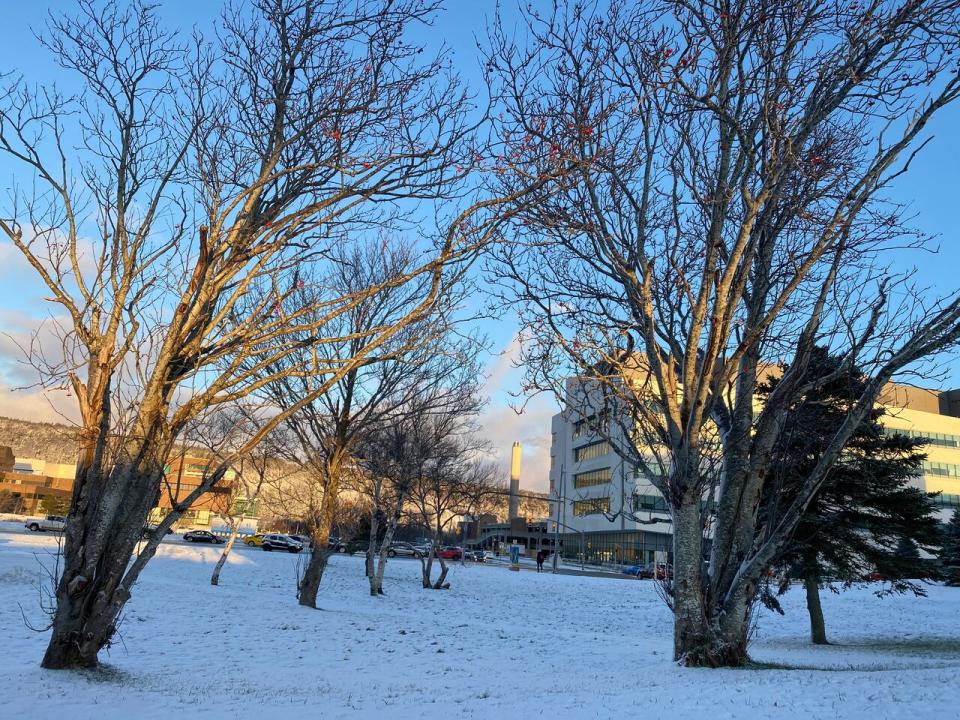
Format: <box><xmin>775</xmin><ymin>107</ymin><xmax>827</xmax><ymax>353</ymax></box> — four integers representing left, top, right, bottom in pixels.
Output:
<box><xmin>370</xmin><ymin>489</ymin><xmax>406</xmax><ymax>596</ymax></box>
<box><xmin>365</xmin><ymin>509</ymin><xmax>381</xmax><ymax>583</ymax></box>
<box><xmin>210</xmin><ymin>517</ymin><xmax>242</xmax><ymax>586</ymax></box>
<box><xmin>421</xmin><ymin>544</ymin><xmax>435</xmax><ymax>588</ymax></box>
<box><xmin>432</xmin><ymin>556</ymin><xmax>449</xmax><ymax>590</ymax></box>
<box><xmin>671</xmin><ymin>500</ymin><xmax>719</xmax><ymax>665</ymax></box>
<box><xmin>299</xmin><ymin>459</ymin><xmax>343</xmax><ymax>608</ymax></box>
<box><xmin>42</xmin><ymin>447</ymin><xmax>167</xmax><ymax>668</ymax></box>
<box><xmin>804</xmin><ymin>573</ymin><xmax>829</xmax><ymax>645</ymax></box>
<box><xmin>421</xmin><ymin>528</ymin><xmax>450</xmax><ymax>590</ymax></box>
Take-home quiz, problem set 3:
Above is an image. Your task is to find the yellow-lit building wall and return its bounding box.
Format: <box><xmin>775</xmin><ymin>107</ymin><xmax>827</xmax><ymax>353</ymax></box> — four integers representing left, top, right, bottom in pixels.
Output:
<box><xmin>879</xmin><ymin>404</ymin><xmax>960</xmax><ymax>507</ymax></box>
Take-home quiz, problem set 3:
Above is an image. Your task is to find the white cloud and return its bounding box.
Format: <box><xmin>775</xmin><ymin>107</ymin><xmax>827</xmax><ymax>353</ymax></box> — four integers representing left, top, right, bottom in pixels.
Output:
<box><xmin>478</xmin><ymin>334</ymin><xmax>559</xmax><ymax>493</ymax></box>
<box><xmin>0</xmin><ymin>384</ymin><xmax>80</xmax><ymax>425</ymax></box>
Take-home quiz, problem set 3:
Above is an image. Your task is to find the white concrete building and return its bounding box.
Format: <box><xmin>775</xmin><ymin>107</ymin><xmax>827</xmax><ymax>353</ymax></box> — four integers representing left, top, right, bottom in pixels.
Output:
<box><xmin>548</xmin><ymin>377</ymin><xmax>673</xmax><ymax>566</ymax></box>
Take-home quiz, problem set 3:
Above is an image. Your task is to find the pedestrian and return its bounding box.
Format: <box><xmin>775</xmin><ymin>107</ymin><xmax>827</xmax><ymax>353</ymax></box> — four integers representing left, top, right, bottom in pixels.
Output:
<box><xmin>536</xmin><ymin>549</ymin><xmax>544</xmax><ymax>573</ymax></box>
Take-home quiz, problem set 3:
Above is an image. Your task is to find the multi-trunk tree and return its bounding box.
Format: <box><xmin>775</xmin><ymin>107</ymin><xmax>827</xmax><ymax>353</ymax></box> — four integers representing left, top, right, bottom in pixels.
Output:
<box><xmin>758</xmin><ymin>348</ymin><xmax>943</xmax><ymax>645</ymax></box>
<box><xmin>356</xmin><ymin>366</ymin><xmax>488</xmax><ymax>595</ymax></box>
<box><xmin>485</xmin><ymin>0</ymin><xmax>960</xmax><ymax>666</ymax></box>
<box><xmin>0</xmin><ymin>0</ymin><xmax>546</xmax><ymax>669</ymax></box>
<box><xmin>252</xmin><ymin>236</ymin><xmax>486</xmax><ymax>607</ymax></box>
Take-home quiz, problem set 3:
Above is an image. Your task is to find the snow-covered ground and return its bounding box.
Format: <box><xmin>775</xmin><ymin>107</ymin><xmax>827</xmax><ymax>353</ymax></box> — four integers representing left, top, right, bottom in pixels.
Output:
<box><xmin>1</xmin><ymin>529</ymin><xmax>958</xmax><ymax>719</ymax></box>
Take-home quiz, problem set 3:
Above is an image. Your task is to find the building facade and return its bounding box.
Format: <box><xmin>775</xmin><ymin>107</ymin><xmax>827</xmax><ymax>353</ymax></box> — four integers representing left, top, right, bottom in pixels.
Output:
<box><xmin>0</xmin><ymin>447</ymin><xmax>74</xmax><ymax>514</ymax></box>
<box><xmin>548</xmin><ymin>380</ymin><xmax>960</xmax><ymax>566</ymax></box>
<box><xmin>0</xmin><ymin>444</ymin><xmax>255</xmax><ymax>532</ymax></box>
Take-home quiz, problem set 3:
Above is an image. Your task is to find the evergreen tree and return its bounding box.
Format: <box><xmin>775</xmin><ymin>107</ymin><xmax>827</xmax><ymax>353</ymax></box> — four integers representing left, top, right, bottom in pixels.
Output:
<box><xmin>38</xmin><ymin>494</ymin><xmax>70</xmax><ymax>516</ymax></box>
<box><xmin>758</xmin><ymin>348</ymin><xmax>943</xmax><ymax>644</ymax></box>
<box><xmin>941</xmin><ymin>510</ymin><xmax>960</xmax><ymax>587</ymax></box>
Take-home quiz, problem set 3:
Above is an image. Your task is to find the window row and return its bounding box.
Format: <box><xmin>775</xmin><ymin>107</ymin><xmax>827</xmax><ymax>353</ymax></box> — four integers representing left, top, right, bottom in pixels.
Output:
<box><xmin>886</xmin><ymin>428</ymin><xmax>960</xmax><ymax>448</ymax></box>
<box><xmin>633</xmin><ymin>494</ymin><xmax>669</xmax><ymax>512</ymax></box>
<box><xmin>572</xmin><ymin>413</ymin><xmax>607</xmax><ymax>439</ymax></box>
<box><xmin>572</xmin><ymin>497</ymin><xmax>610</xmax><ymax>517</ymax></box>
<box><xmin>573</xmin><ymin>440</ymin><xmax>612</xmax><ymax>463</ymax></box>
<box><xmin>573</xmin><ymin>467</ymin><xmax>612</xmax><ymax>488</ymax></box>
<box><xmin>934</xmin><ymin>493</ymin><xmax>960</xmax><ymax>508</ymax></box>
<box><xmin>923</xmin><ymin>461</ymin><xmax>960</xmax><ymax>478</ymax></box>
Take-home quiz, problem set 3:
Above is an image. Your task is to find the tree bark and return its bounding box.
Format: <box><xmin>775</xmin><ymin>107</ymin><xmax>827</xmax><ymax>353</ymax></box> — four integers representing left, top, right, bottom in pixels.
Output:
<box><xmin>421</xmin><ymin>544</ymin><xmax>435</xmax><ymax>588</ymax></box>
<box><xmin>370</xmin><ymin>488</ymin><xmax>405</xmax><ymax>596</ymax></box>
<box><xmin>804</xmin><ymin>573</ymin><xmax>829</xmax><ymax>645</ymax></box>
<box><xmin>211</xmin><ymin>518</ymin><xmax>242</xmax><ymax>586</ymax></box>
<box><xmin>298</xmin><ymin>458</ymin><xmax>343</xmax><ymax>608</ymax></box>
<box><xmin>42</xmin><ymin>450</ymin><xmax>166</xmax><ymax>669</ymax></box>
<box><xmin>432</xmin><ymin>557</ymin><xmax>449</xmax><ymax>589</ymax></box>
<box><xmin>671</xmin><ymin>499</ymin><xmax>751</xmax><ymax>667</ymax></box>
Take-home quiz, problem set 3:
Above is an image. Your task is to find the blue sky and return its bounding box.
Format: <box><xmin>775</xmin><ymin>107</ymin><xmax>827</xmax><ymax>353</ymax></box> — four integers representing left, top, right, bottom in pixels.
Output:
<box><xmin>1</xmin><ymin>1</ymin><xmax>959</xmax><ymax>490</ymax></box>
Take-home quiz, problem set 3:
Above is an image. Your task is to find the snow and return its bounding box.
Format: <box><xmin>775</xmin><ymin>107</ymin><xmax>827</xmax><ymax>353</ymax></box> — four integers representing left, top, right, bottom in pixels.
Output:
<box><xmin>1</xmin><ymin>526</ymin><xmax>959</xmax><ymax>719</ymax></box>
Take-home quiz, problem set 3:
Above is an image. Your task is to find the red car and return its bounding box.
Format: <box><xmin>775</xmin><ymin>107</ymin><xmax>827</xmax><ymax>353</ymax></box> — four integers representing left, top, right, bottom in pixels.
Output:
<box><xmin>438</xmin><ymin>546</ymin><xmax>463</xmax><ymax>560</ymax></box>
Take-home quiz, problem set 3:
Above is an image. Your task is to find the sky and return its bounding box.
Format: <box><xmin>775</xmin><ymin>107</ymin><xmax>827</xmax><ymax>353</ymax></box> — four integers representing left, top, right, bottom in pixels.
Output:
<box><xmin>1</xmin><ymin>1</ymin><xmax>960</xmax><ymax>492</ymax></box>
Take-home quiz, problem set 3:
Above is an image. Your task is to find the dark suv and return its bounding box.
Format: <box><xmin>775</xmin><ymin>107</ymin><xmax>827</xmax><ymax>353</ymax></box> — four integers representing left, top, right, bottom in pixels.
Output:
<box><xmin>261</xmin><ymin>534</ymin><xmax>304</xmax><ymax>553</ymax></box>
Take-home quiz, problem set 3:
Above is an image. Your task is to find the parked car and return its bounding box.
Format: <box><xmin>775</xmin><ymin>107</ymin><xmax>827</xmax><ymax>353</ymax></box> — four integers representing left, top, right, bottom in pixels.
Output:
<box><xmin>243</xmin><ymin>533</ymin><xmax>265</xmax><ymax>547</ymax></box>
<box><xmin>387</xmin><ymin>541</ymin><xmax>423</xmax><ymax>559</ymax></box>
<box><xmin>140</xmin><ymin>524</ymin><xmax>174</xmax><ymax>539</ymax></box>
<box><xmin>438</xmin><ymin>546</ymin><xmax>463</xmax><ymax>560</ymax></box>
<box><xmin>345</xmin><ymin>538</ymin><xmax>371</xmax><ymax>554</ymax></box>
<box><xmin>261</xmin><ymin>534</ymin><xmax>304</xmax><ymax>553</ymax></box>
<box><xmin>328</xmin><ymin>536</ymin><xmax>346</xmax><ymax>552</ymax></box>
<box><xmin>465</xmin><ymin>549</ymin><xmax>486</xmax><ymax>562</ymax></box>
<box><xmin>414</xmin><ymin>544</ymin><xmax>432</xmax><ymax>557</ymax></box>
<box><xmin>638</xmin><ymin>562</ymin><xmax>673</xmax><ymax>580</ymax></box>
<box><xmin>183</xmin><ymin>530</ymin><xmax>224</xmax><ymax>544</ymax></box>
<box><xmin>288</xmin><ymin>534</ymin><xmax>311</xmax><ymax>547</ymax></box>
<box><xmin>25</xmin><ymin>515</ymin><xmax>66</xmax><ymax>532</ymax></box>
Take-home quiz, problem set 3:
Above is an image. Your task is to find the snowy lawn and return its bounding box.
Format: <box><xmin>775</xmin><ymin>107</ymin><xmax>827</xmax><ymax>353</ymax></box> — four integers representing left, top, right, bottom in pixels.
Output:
<box><xmin>1</xmin><ymin>530</ymin><xmax>958</xmax><ymax>719</ymax></box>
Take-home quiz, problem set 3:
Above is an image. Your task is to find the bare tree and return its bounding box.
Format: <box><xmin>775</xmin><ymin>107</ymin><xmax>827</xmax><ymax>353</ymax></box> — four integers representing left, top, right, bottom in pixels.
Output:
<box><xmin>209</xmin><ymin>419</ymin><xmax>295</xmax><ymax>587</ymax></box>
<box><xmin>0</xmin><ymin>0</ymin><xmax>548</xmax><ymax>669</ymax></box>
<box><xmin>486</xmin><ymin>0</ymin><xmax>960</xmax><ymax>666</ymax></box>
<box><xmin>252</xmin><ymin>235</ymin><xmax>486</xmax><ymax>606</ymax></box>
<box><xmin>405</xmin><ymin>420</ymin><xmax>497</xmax><ymax>590</ymax></box>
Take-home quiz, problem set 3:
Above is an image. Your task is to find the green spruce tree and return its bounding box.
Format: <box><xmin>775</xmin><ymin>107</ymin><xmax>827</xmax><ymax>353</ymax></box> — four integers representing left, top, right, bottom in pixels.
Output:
<box><xmin>758</xmin><ymin>348</ymin><xmax>943</xmax><ymax>644</ymax></box>
<box><xmin>940</xmin><ymin>510</ymin><xmax>960</xmax><ymax>587</ymax></box>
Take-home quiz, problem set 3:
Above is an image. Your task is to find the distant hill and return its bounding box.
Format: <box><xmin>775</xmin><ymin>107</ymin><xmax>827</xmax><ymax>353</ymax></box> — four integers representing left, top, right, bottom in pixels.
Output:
<box><xmin>0</xmin><ymin>416</ymin><xmax>79</xmax><ymax>463</ymax></box>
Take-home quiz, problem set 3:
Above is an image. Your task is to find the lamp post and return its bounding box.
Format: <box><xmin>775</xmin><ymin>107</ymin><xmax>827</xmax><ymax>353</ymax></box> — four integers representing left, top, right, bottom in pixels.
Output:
<box><xmin>460</xmin><ymin>514</ymin><xmax>470</xmax><ymax>567</ymax></box>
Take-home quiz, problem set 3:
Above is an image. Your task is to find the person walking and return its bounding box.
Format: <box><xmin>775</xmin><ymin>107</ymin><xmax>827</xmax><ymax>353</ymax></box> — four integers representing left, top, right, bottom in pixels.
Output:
<box><xmin>536</xmin><ymin>549</ymin><xmax>544</xmax><ymax>573</ymax></box>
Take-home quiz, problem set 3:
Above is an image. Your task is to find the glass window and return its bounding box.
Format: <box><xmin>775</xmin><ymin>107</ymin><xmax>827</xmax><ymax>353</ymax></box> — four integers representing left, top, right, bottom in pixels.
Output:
<box><xmin>923</xmin><ymin>461</ymin><xmax>960</xmax><ymax>478</ymax></box>
<box><xmin>573</xmin><ymin>467</ymin><xmax>612</xmax><ymax>488</ymax></box>
<box><xmin>885</xmin><ymin>428</ymin><xmax>960</xmax><ymax>448</ymax></box>
<box><xmin>572</xmin><ymin>497</ymin><xmax>610</xmax><ymax>516</ymax></box>
<box><xmin>573</xmin><ymin>413</ymin><xmax>608</xmax><ymax>439</ymax></box>
<box><xmin>934</xmin><ymin>493</ymin><xmax>960</xmax><ymax>508</ymax></box>
<box><xmin>573</xmin><ymin>441</ymin><xmax>612</xmax><ymax>463</ymax></box>
<box><xmin>634</xmin><ymin>494</ymin><xmax>669</xmax><ymax>512</ymax></box>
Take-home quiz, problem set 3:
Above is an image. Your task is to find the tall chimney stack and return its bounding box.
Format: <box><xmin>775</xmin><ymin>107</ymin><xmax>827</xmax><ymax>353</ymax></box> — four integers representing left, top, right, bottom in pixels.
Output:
<box><xmin>508</xmin><ymin>441</ymin><xmax>521</xmax><ymax>520</ymax></box>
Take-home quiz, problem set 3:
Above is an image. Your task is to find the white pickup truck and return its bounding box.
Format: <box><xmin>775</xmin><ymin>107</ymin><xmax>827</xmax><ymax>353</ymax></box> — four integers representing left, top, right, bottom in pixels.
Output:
<box><xmin>25</xmin><ymin>515</ymin><xmax>67</xmax><ymax>532</ymax></box>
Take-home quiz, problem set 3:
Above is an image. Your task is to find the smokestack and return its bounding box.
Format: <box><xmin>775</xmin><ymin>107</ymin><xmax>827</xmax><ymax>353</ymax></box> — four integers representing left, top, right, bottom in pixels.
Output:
<box><xmin>508</xmin><ymin>441</ymin><xmax>521</xmax><ymax>520</ymax></box>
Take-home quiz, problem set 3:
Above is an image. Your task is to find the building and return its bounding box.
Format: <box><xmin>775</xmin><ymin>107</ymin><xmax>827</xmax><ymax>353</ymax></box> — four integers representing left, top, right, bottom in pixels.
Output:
<box><xmin>548</xmin><ymin>378</ymin><xmax>960</xmax><ymax>567</ymax></box>
<box><xmin>0</xmin><ymin>447</ymin><xmax>75</xmax><ymax>514</ymax></box>
<box><xmin>146</xmin><ymin>454</ymin><xmax>250</xmax><ymax>533</ymax></box>
<box><xmin>0</xmin><ymin>443</ymin><xmax>255</xmax><ymax>532</ymax></box>
<box><xmin>466</xmin><ymin>442</ymin><xmax>556</xmax><ymax>556</ymax></box>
